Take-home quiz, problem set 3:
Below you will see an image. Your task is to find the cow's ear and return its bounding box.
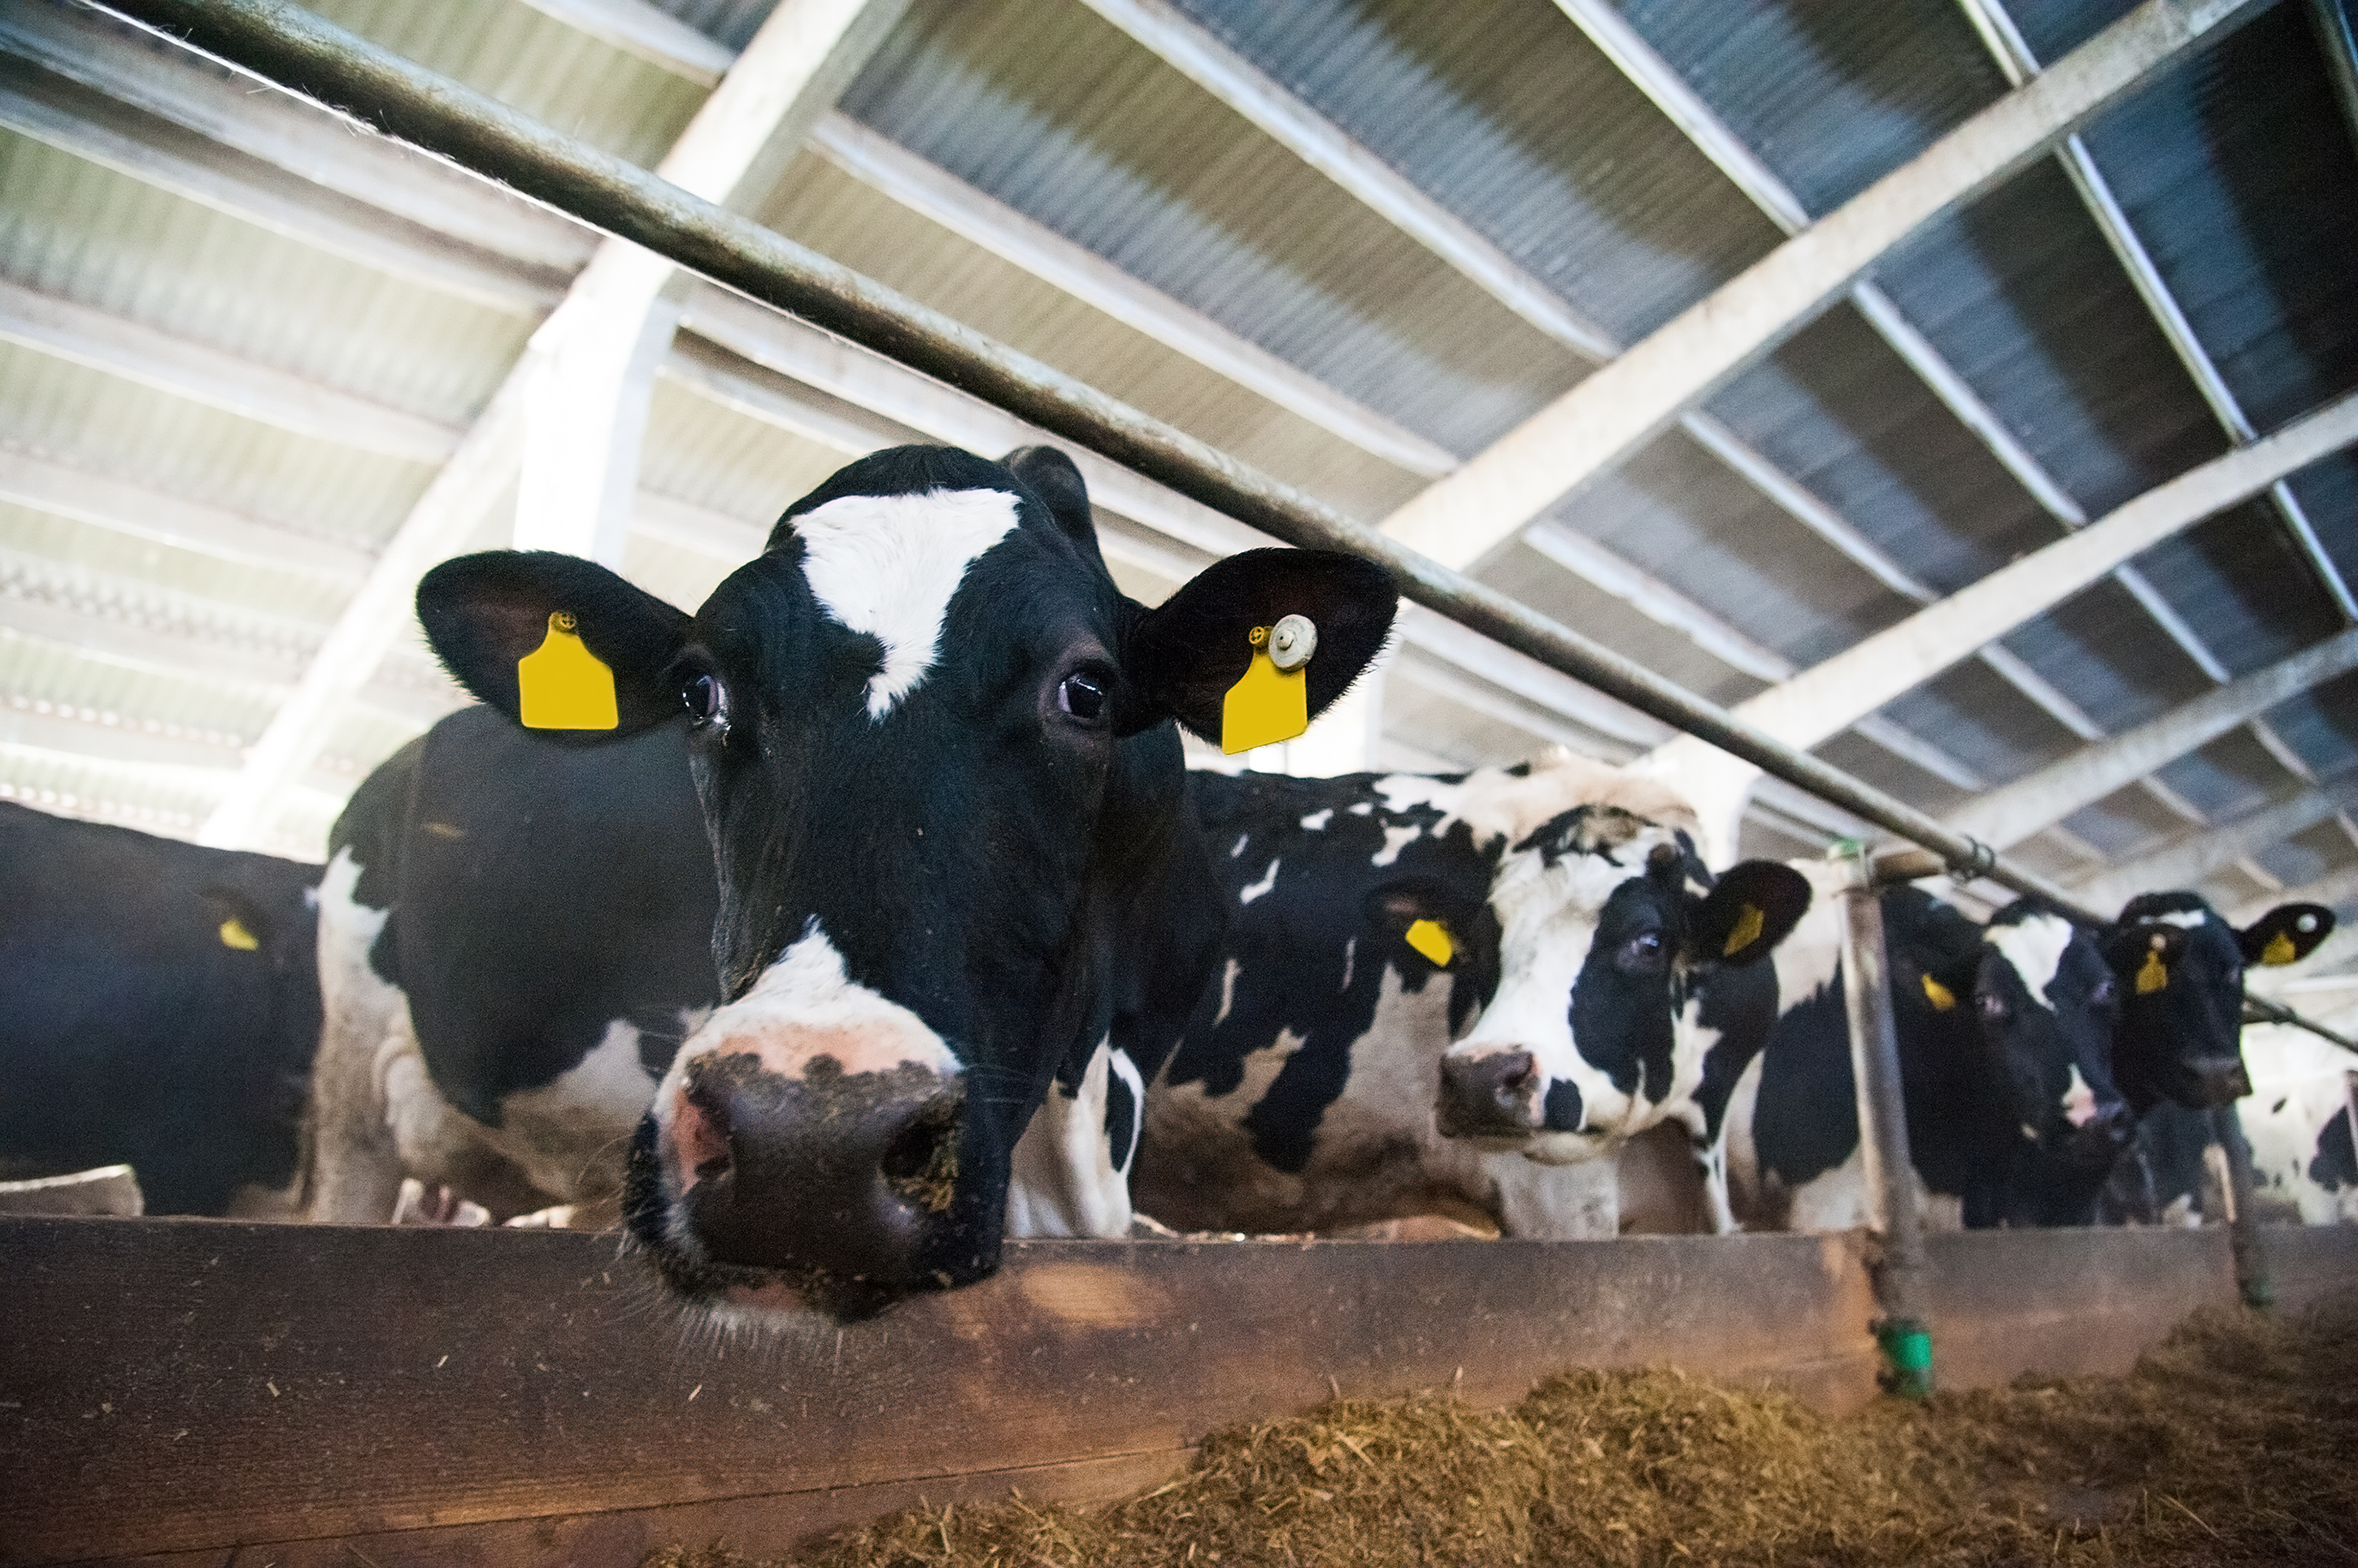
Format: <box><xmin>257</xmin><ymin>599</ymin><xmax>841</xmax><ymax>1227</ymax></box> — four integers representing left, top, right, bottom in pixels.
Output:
<box><xmin>1122</xmin><ymin>548</ymin><xmax>1397</xmax><ymax>741</ymax></box>
<box><xmin>2240</xmin><ymin>903</ymin><xmax>2335</xmax><ymax>967</ymax></box>
<box><xmin>1002</xmin><ymin>445</ymin><xmax>1108</xmax><ymax>577</ymax></box>
<box><xmin>1686</xmin><ymin>860</ymin><xmax>1811</xmax><ymax>966</ymax></box>
<box><xmin>1363</xmin><ymin>875</ymin><xmax>1496</xmax><ymax>975</ymax></box>
<box><xmin>418</xmin><ymin>552</ymin><xmax>694</xmax><ymax>734</ymax></box>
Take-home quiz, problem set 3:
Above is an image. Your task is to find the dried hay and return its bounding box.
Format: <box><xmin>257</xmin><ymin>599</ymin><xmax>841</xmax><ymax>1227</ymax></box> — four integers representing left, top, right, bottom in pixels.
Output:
<box><xmin>649</xmin><ymin>1303</ymin><xmax>2358</xmax><ymax>1567</ymax></box>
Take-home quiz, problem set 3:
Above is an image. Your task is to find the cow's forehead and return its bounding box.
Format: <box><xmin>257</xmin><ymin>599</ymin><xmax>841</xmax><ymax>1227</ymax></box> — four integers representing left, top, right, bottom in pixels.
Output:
<box><xmin>1491</xmin><ymin>814</ymin><xmax>1686</xmax><ymax>923</ymax></box>
<box><xmin>790</xmin><ymin>487</ymin><xmax>1026</xmax><ymax>719</ymax></box>
<box><xmin>1983</xmin><ymin>912</ymin><xmax>2076</xmax><ymax>1002</ymax></box>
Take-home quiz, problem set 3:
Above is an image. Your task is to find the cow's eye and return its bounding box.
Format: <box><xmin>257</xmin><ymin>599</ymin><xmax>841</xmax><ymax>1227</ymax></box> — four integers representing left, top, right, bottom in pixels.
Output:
<box><xmin>1616</xmin><ymin>930</ymin><xmax>1667</xmax><ymax>971</ymax></box>
<box><xmin>2091</xmin><ymin>977</ymin><xmax>2115</xmax><ymax>1005</ymax></box>
<box><xmin>681</xmin><ymin>671</ymin><xmax>729</xmax><ymax>732</ymax></box>
<box><xmin>1059</xmin><ymin>671</ymin><xmax>1108</xmax><ymax>723</ymax></box>
<box><xmin>1979</xmin><ymin>991</ymin><xmax>2008</xmax><ymax>1021</ymax></box>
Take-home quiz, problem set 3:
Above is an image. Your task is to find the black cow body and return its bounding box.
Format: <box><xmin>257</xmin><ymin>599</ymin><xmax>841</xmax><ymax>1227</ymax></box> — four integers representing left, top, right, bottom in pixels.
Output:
<box><xmin>2106</xmin><ymin>1027</ymin><xmax>2357</xmax><ymax>1227</ymax></box>
<box><xmin>0</xmin><ymin>801</ymin><xmax>321</xmax><ymax>1215</ymax></box>
<box><xmin>1135</xmin><ymin>757</ymin><xmax>1806</xmax><ymax>1239</ymax></box>
<box><xmin>398</xmin><ymin>445</ymin><xmax>1393</xmax><ymax>1318</ymax></box>
<box><xmin>307</xmin><ymin>710</ymin><xmax>720</xmax><ymax>1226</ymax></box>
<box><xmin>1725</xmin><ymin>879</ymin><xmax>2130</xmax><ymax>1231</ymax></box>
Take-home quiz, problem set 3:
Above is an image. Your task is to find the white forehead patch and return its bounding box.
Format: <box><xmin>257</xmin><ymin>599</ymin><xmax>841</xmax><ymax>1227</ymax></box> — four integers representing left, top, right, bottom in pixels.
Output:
<box><xmin>2151</xmin><ymin>909</ymin><xmax>2210</xmax><ymax>929</ymax></box>
<box><xmin>793</xmin><ymin>486</ymin><xmax>1023</xmax><ymax>719</ymax></box>
<box><xmin>1985</xmin><ymin>914</ymin><xmax>2075</xmax><ymax>1011</ymax></box>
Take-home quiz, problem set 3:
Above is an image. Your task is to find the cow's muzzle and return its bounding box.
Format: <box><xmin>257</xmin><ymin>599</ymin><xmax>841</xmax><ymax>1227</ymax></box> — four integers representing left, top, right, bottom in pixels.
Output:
<box><xmin>1437</xmin><ymin>1048</ymin><xmax>1545</xmax><ymax>1142</ymax></box>
<box><xmin>647</xmin><ymin>1051</ymin><xmax>990</xmax><ymax>1315</ymax></box>
<box><xmin>2178</xmin><ymin>1054</ymin><xmax>2251</xmax><ymax>1109</ymax></box>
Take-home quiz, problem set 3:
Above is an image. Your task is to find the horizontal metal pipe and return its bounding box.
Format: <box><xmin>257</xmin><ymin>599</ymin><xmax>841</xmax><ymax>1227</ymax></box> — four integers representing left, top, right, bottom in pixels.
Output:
<box><xmin>94</xmin><ymin>0</ymin><xmax>2356</xmax><ymax>1056</ymax></box>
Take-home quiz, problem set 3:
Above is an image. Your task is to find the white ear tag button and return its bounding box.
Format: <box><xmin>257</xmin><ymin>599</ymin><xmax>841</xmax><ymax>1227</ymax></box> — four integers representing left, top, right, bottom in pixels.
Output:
<box><xmin>1221</xmin><ymin>620</ymin><xmax>1314</xmax><ymax>755</ymax></box>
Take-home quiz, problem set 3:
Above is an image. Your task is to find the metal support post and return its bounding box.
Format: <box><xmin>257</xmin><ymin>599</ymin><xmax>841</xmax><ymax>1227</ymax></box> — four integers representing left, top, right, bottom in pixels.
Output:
<box><xmin>2209</xmin><ymin>1103</ymin><xmax>2273</xmax><ymax>1309</ymax></box>
<box><xmin>1833</xmin><ymin>840</ymin><xmax>1933</xmax><ymax>1396</ymax></box>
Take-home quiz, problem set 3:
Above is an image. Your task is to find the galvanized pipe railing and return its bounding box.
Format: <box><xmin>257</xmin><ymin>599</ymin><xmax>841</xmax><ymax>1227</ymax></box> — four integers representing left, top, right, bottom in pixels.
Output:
<box><xmin>96</xmin><ymin>0</ymin><xmax>2354</xmax><ymax>1070</ymax></box>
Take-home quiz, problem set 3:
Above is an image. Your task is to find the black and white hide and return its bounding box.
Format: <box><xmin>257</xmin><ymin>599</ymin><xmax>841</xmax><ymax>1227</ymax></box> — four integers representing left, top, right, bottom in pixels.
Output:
<box><xmin>1134</xmin><ymin>755</ymin><xmax>1807</xmax><ymax>1239</ymax></box>
<box><xmin>320</xmin><ymin>444</ymin><xmax>1394</xmax><ymax>1320</ymax></box>
<box><xmin>1724</xmin><ymin>878</ymin><xmax>2131</xmax><ymax>1231</ymax></box>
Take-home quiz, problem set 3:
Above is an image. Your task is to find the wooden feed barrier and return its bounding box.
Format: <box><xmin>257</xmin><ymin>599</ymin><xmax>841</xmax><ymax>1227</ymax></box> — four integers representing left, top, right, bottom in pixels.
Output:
<box><xmin>2</xmin><ymin>1215</ymin><xmax>2352</xmax><ymax>1566</ymax></box>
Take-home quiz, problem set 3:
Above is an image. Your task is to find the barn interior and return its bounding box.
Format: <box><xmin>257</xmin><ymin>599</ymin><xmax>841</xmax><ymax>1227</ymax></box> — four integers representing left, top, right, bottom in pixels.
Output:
<box><xmin>2</xmin><ymin>0</ymin><xmax>2357</xmax><ymax>1016</ymax></box>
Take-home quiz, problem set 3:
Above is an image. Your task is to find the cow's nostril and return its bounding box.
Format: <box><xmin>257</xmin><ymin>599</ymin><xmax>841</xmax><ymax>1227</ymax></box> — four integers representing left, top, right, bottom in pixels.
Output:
<box><xmin>881</xmin><ymin>1093</ymin><xmax>963</xmax><ymax>1214</ymax></box>
<box><xmin>1438</xmin><ymin>1049</ymin><xmax>1542</xmax><ymax>1136</ymax></box>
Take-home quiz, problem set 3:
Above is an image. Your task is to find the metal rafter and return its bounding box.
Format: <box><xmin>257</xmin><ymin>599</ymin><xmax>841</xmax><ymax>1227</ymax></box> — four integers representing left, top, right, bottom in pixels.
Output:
<box><xmin>1958</xmin><ymin>0</ymin><xmax>2358</xmax><ymax>628</ymax></box>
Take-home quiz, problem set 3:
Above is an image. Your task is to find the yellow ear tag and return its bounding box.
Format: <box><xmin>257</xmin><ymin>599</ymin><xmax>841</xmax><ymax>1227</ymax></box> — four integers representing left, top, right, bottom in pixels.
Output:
<box><xmin>1921</xmin><ymin>974</ymin><xmax>1956</xmax><ymax>1011</ymax></box>
<box><xmin>1220</xmin><ymin>624</ymin><xmax>1307</xmax><ymax>755</ymax></box>
<box><xmin>518</xmin><ymin>611</ymin><xmax>618</xmax><ymax>731</ymax></box>
<box><xmin>2136</xmin><ymin>949</ymin><xmax>2169</xmax><ymax>994</ymax></box>
<box><xmin>1722</xmin><ymin>902</ymin><xmax>1765</xmax><ymax>958</ymax></box>
<box><xmin>1405</xmin><ymin>918</ymin><xmax>1455</xmax><ymax>968</ymax></box>
<box><xmin>2261</xmin><ymin>931</ymin><xmax>2299</xmax><ymax>966</ymax></box>
<box><xmin>218</xmin><ymin>917</ymin><xmax>259</xmax><ymax>951</ymax></box>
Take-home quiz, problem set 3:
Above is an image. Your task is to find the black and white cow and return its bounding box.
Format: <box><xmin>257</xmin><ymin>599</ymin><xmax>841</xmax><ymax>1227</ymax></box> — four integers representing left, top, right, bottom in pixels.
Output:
<box><xmin>0</xmin><ymin>801</ymin><xmax>321</xmax><ymax>1216</ymax></box>
<box><xmin>1722</xmin><ymin>877</ymin><xmax>2131</xmax><ymax>1231</ymax></box>
<box><xmin>1133</xmin><ymin>755</ymin><xmax>1809</xmax><ymax>1239</ymax></box>
<box><xmin>2098</xmin><ymin>892</ymin><xmax>2334</xmax><ymax>1113</ymax></box>
<box><xmin>2107</xmin><ymin>1027</ymin><xmax>2356</xmax><ymax>1227</ymax></box>
<box><xmin>315</xmin><ymin>444</ymin><xmax>1394</xmax><ymax>1318</ymax></box>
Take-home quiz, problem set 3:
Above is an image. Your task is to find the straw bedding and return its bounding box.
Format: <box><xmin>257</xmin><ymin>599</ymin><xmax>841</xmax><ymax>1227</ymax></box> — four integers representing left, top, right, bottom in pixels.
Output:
<box><xmin>650</xmin><ymin>1302</ymin><xmax>2357</xmax><ymax>1567</ymax></box>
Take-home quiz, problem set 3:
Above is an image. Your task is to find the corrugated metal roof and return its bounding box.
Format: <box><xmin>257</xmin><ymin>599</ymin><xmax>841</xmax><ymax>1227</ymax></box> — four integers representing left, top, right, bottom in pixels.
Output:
<box><xmin>0</xmin><ymin>0</ymin><xmax>2347</xmax><ymax>967</ymax></box>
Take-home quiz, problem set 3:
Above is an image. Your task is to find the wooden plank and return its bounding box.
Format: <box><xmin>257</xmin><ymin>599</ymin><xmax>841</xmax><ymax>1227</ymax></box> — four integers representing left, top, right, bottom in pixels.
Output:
<box><xmin>4</xmin><ymin>1218</ymin><xmax>2351</xmax><ymax>1567</ymax></box>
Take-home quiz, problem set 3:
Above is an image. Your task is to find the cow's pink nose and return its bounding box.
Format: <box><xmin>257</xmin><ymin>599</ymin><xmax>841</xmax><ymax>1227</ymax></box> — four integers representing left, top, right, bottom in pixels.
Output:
<box><xmin>1437</xmin><ymin>1049</ymin><xmax>1541</xmax><ymax>1138</ymax></box>
<box><xmin>667</xmin><ymin>1051</ymin><xmax>973</xmax><ymax>1297</ymax></box>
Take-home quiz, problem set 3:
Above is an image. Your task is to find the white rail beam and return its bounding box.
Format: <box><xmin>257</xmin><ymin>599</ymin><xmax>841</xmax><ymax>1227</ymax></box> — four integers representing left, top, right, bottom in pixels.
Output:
<box><xmin>1946</xmin><ymin>628</ymin><xmax>2358</xmax><ymax>849</ymax></box>
<box><xmin>1650</xmin><ymin>391</ymin><xmax>2358</xmax><ymax>773</ymax></box>
<box><xmin>1382</xmin><ymin>0</ymin><xmax>2264</xmax><ymax>571</ymax></box>
<box><xmin>806</xmin><ymin>112</ymin><xmax>1461</xmax><ymax>477</ymax></box>
<box><xmin>1071</xmin><ymin>0</ymin><xmax>1620</xmax><ymax>360</ymax></box>
<box><xmin>2076</xmin><ymin>780</ymin><xmax>2358</xmax><ymax>914</ymax></box>
<box><xmin>512</xmin><ymin>0</ymin><xmax>907</xmax><ymax>564</ymax></box>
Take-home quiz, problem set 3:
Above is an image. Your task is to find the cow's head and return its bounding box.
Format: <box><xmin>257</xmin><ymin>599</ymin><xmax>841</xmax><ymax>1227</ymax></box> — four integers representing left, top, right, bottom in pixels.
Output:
<box><xmin>1969</xmin><ymin>902</ymin><xmax>2131</xmax><ymax>1174</ymax></box>
<box><xmin>1434</xmin><ymin>796</ymin><xmax>1810</xmax><ymax>1162</ymax></box>
<box><xmin>2098</xmin><ymin>893</ymin><xmax>2334</xmax><ymax>1113</ymax></box>
<box><xmin>419</xmin><ymin>445</ymin><xmax>1394</xmax><ymax>1317</ymax></box>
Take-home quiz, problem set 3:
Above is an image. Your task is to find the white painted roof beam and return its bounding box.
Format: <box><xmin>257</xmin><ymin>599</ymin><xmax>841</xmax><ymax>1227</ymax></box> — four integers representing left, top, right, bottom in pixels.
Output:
<box><xmin>2075</xmin><ymin>780</ymin><xmax>2358</xmax><ymax>914</ymax></box>
<box><xmin>1647</xmin><ymin>389</ymin><xmax>2358</xmax><ymax>772</ymax></box>
<box><xmin>1071</xmin><ymin>0</ymin><xmax>1621</xmax><ymax>360</ymax></box>
<box><xmin>1382</xmin><ymin>0</ymin><xmax>2264</xmax><ymax>568</ymax></box>
<box><xmin>1945</xmin><ymin>627</ymin><xmax>2358</xmax><ymax>850</ymax></box>
<box><xmin>0</xmin><ymin>0</ymin><xmax>594</xmax><ymax>276</ymax></box>
<box><xmin>1556</xmin><ymin>0</ymin><xmax>2286</xmax><ymax>800</ymax></box>
<box><xmin>0</xmin><ymin>278</ymin><xmax>462</xmax><ymax>465</ymax></box>
<box><xmin>806</xmin><ymin>113</ymin><xmax>1463</xmax><ymax>478</ymax></box>
<box><xmin>0</xmin><ymin>67</ymin><xmax>557</xmax><ymax>315</ymax></box>
<box><xmin>1960</xmin><ymin>0</ymin><xmax>2358</xmax><ymax>627</ymax></box>
<box><xmin>512</xmin><ymin>0</ymin><xmax>908</xmax><ymax>567</ymax></box>
<box><xmin>0</xmin><ymin>448</ymin><xmax>372</xmax><ymax>580</ymax></box>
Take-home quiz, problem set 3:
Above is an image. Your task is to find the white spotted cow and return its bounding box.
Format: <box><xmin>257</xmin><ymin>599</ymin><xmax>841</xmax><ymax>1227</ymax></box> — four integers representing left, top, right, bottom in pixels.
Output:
<box><xmin>1133</xmin><ymin>755</ymin><xmax>1809</xmax><ymax>1239</ymax></box>
<box><xmin>311</xmin><ymin>445</ymin><xmax>1393</xmax><ymax>1319</ymax></box>
<box><xmin>1720</xmin><ymin>877</ymin><xmax>2132</xmax><ymax>1232</ymax></box>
